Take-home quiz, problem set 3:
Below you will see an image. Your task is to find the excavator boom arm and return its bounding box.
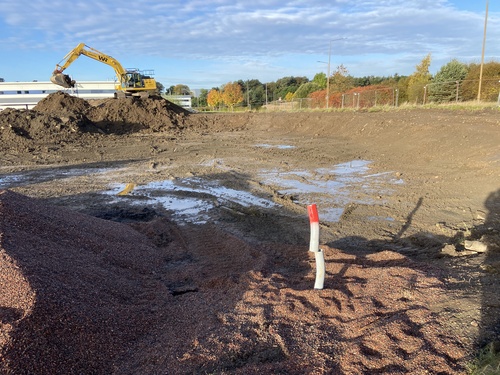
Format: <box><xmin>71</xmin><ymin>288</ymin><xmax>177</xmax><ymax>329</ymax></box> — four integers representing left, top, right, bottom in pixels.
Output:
<box><xmin>54</xmin><ymin>43</ymin><xmax>127</xmax><ymax>80</ymax></box>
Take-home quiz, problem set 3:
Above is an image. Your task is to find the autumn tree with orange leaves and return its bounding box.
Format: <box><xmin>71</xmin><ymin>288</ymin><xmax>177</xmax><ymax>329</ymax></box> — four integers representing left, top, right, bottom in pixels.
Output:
<box><xmin>207</xmin><ymin>89</ymin><xmax>223</xmax><ymax>109</ymax></box>
<box><xmin>222</xmin><ymin>82</ymin><xmax>244</xmax><ymax>110</ymax></box>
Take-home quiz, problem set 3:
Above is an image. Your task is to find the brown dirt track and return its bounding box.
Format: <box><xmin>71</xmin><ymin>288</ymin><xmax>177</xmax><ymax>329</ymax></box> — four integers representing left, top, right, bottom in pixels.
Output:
<box><xmin>0</xmin><ymin>93</ymin><xmax>499</xmax><ymax>374</ymax></box>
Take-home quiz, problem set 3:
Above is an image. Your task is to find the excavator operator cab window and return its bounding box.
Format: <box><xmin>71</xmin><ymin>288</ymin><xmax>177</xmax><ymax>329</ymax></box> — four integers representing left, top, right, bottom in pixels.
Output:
<box><xmin>126</xmin><ymin>73</ymin><xmax>143</xmax><ymax>88</ymax></box>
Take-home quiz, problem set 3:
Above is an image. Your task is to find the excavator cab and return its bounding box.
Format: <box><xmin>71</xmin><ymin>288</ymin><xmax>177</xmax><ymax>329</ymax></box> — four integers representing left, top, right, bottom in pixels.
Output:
<box><xmin>124</xmin><ymin>71</ymin><xmax>143</xmax><ymax>88</ymax></box>
<box><xmin>118</xmin><ymin>70</ymin><xmax>157</xmax><ymax>94</ymax></box>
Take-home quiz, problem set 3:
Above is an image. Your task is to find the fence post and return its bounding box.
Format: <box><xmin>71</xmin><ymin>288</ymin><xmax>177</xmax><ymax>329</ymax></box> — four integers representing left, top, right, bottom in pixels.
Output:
<box><xmin>497</xmin><ymin>81</ymin><xmax>500</xmax><ymax>106</ymax></box>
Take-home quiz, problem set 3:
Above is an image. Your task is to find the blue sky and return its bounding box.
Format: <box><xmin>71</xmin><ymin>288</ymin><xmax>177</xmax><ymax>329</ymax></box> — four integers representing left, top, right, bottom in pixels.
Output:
<box><xmin>1</xmin><ymin>0</ymin><xmax>499</xmax><ymax>90</ymax></box>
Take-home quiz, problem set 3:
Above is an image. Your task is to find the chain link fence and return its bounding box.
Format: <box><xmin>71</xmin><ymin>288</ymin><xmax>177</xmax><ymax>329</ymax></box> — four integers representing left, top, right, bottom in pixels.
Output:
<box><xmin>263</xmin><ymin>78</ymin><xmax>500</xmax><ymax>111</ymax></box>
<box><xmin>264</xmin><ymin>98</ymin><xmax>313</xmax><ymax>110</ymax></box>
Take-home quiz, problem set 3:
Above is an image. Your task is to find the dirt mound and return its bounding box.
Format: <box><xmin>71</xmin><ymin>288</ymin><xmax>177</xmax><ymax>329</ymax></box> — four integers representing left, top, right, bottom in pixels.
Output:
<box><xmin>0</xmin><ymin>107</ymin><xmax>93</xmax><ymax>150</ymax></box>
<box><xmin>34</xmin><ymin>91</ymin><xmax>92</xmax><ymax>114</ymax></box>
<box><xmin>87</xmin><ymin>95</ymin><xmax>191</xmax><ymax>134</ymax></box>
<box><xmin>0</xmin><ymin>92</ymin><xmax>198</xmax><ymax>155</ymax></box>
<box><xmin>0</xmin><ymin>190</ymin><xmax>467</xmax><ymax>374</ymax></box>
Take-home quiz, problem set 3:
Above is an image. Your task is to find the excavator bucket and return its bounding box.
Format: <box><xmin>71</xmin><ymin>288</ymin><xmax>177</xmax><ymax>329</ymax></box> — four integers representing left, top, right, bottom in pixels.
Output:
<box><xmin>50</xmin><ymin>73</ymin><xmax>75</xmax><ymax>88</ymax></box>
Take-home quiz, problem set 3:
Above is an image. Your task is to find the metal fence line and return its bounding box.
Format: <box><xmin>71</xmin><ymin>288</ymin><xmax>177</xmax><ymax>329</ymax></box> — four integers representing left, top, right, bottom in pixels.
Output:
<box><xmin>263</xmin><ymin>77</ymin><xmax>500</xmax><ymax>111</ymax></box>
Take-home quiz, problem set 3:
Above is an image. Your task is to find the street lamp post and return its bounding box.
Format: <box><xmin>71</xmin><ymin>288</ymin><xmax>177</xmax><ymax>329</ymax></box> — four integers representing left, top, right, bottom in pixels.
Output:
<box><xmin>323</xmin><ymin>38</ymin><xmax>345</xmax><ymax>109</ymax></box>
<box><xmin>497</xmin><ymin>80</ymin><xmax>500</xmax><ymax>106</ymax></box>
<box><xmin>478</xmin><ymin>0</ymin><xmax>489</xmax><ymax>101</ymax></box>
<box><xmin>326</xmin><ymin>41</ymin><xmax>331</xmax><ymax>109</ymax></box>
<box><xmin>317</xmin><ymin>60</ymin><xmax>328</xmax><ymax>106</ymax></box>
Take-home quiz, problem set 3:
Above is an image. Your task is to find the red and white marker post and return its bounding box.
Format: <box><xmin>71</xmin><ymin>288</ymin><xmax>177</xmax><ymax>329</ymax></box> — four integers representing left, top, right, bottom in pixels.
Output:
<box><xmin>307</xmin><ymin>204</ymin><xmax>325</xmax><ymax>290</ymax></box>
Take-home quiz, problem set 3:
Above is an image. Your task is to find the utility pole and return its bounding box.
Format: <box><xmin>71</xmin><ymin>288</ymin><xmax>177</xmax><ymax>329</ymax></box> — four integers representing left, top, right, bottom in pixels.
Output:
<box><xmin>247</xmin><ymin>80</ymin><xmax>250</xmax><ymax>110</ymax></box>
<box><xmin>326</xmin><ymin>41</ymin><xmax>331</xmax><ymax>109</ymax></box>
<box><xmin>478</xmin><ymin>0</ymin><xmax>489</xmax><ymax>101</ymax></box>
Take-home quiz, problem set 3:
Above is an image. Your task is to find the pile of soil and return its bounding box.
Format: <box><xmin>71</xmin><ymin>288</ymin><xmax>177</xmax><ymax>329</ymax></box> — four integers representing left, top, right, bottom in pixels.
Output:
<box><xmin>84</xmin><ymin>95</ymin><xmax>192</xmax><ymax>134</ymax></box>
<box><xmin>0</xmin><ymin>92</ymin><xmax>193</xmax><ymax>146</ymax></box>
<box><xmin>0</xmin><ymin>106</ymin><xmax>91</xmax><ymax>149</ymax></box>
<box><xmin>0</xmin><ymin>190</ymin><xmax>466</xmax><ymax>374</ymax></box>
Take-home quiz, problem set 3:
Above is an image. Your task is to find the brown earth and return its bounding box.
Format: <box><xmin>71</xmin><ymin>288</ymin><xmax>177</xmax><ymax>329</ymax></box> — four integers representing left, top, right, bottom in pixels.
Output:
<box><xmin>0</xmin><ymin>92</ymin><xmax>499</xmax><ymax>374</ymax></box>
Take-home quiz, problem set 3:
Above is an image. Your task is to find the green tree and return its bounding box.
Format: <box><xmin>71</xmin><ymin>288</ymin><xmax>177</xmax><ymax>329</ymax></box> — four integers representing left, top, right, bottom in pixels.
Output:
<box><xmin>294</xmin><ymin>82</ymin><xmax>321</xmax><ymax>98</ymax></box>
<box><xmin>173</xmin><ymin>84</ymin><xmax>191</xmax><ymax>95</ymax></box>
<box><xmin>428</xmin><ymin>60</ymin><xmax>468</xmax><ymax>103</ymax></box>
<box><xmin>155</xmin><ymin>81</ymin><xmax>165</xmax><ymax>95</ymax></box>
<box><xmin>196</xmin><ymin>88</ymin><xmax>208</xmax><ymax>107</ymax></box>
<box><xmin>407</xmin><ymin>53</ymin><xmax>432</xmax><ymax>104</ymax></box>
<box><xmin>329</xmin><ymin>64</ymin><xmax>354</xmax><ymax>94</ymax></box>
<box><xmin>395</xmin><ymin>76</ymin><xmax>410</xmax><ymax>104</ymax></box>
<box><xmin>238</xmin><ymin>79</ymin><xmax>265</xmax><ymax>107</ymax></box>
<box><xmin>249</xmin><ymin>85</ymin><xmax>265</xmax><ymax>107</ymax></box>
<box><xmin>312</xmin><ymin>72</ymin><xmax>327</xmax><ymax>89</ymax></box>
<box><xmin>271</xmin><ymin>76</ymin><xmax>309</xmax><ymax>101</ymax></box>
<box><xmin>352</xmin><ymin>75</ymin><xmax>397</xmax><ymax>87</ymax></box>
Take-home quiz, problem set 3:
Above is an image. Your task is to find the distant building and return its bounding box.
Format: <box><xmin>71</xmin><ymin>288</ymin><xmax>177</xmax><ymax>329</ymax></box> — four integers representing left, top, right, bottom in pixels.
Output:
<box><xmin>0</xmin><ymin>81</ymin><xmax>116</xmax><ymax>110</ymax></box>
<box><xmin>163</xmin><ymin>94</ymin><xmax>192</xmax><ymax>109</ymax></box>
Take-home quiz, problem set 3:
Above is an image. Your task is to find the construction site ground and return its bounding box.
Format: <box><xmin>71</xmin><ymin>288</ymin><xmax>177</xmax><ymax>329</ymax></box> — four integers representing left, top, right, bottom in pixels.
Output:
<box><xmin>0</xmin><ymin>92</ymin><xmax>499</xmax><ymax>374</ymax></box>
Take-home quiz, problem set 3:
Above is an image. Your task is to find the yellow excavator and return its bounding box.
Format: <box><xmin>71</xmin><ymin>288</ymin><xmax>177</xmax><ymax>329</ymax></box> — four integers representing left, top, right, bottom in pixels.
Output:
<box><xmin>51</xmin><ymin>43</ymin><xmax>157</xmax><ymax>98</ymax></box>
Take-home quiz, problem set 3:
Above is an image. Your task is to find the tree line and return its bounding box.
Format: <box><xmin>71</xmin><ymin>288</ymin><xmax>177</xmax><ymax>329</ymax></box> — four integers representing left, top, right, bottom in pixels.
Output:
<box><xmin>164</xmin><ymin>54</ymin><xmax>500</xmax><ymax>109</ymax></box>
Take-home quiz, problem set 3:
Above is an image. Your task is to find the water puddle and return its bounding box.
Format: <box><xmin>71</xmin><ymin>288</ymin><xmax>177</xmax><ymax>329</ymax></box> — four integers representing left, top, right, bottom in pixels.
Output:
<box><xmin>107</xmin><ymin>177</ymin><xmax>277</xmax><ymax>224</ymax></box>
<box><xmin>255</xmin><ymin>144</ymin><xmax>295</xmax><ymax>149</ymax></box>
<box><xmin>107</xmin><ymin>160</ymin><xmax>403</xmax><ymax>224</ymax></box>
<box><xmin>258</xmin><ymin>160</ymin><xmax>403</xmax><ymax>222</ymax></box>
<box><xmin>0</xmin><ymin>159</ymin><xmax>404</xmax><ymax>225</ymax></box>
<box><xmin>0</xmin><ymin>167</ymin><xmax>121</xmax><ymax>189</ymax></box>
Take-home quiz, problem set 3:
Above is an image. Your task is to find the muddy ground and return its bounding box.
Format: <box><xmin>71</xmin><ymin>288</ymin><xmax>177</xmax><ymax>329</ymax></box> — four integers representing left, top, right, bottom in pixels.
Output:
<box><xmin>0</xmin><ymin>92</ymin><xmax>499</xmax><ymax>374</ymax></box>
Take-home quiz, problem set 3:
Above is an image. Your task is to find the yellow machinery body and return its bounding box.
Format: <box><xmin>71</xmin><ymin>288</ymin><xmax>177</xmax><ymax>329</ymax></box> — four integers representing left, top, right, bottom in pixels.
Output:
<box><xmin>51</xmin><ymin>43</ymin><xmax>157</xmax><ymax>97</ymax></box>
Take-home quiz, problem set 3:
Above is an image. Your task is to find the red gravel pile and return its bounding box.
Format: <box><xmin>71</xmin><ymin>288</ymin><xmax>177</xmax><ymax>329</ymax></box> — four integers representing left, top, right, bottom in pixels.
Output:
<box><xmin>0</xmin><ymin>190</ymin><xmax>468</xmax><ymax>374</ymax></box>
<box><xmin>0</xmin><ymin>190</ymin><xmax>171</xmax><ymax>374</ymax></box>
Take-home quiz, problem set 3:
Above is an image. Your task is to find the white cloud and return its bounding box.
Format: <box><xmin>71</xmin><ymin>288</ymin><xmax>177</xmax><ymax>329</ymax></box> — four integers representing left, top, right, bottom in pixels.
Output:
<box><xmin>0</xmin><ymin>0</ymin><xmax>499</xmax><ymax>85</ymax></box>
